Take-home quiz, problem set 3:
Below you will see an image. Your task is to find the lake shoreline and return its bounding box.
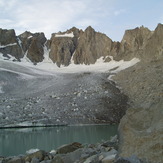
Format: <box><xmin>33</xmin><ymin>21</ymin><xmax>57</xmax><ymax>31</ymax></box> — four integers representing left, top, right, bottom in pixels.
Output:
<box><xmin>0</xmin><ymin>135</ymin><xmax>143</xmax><ymax>163</ymax></box>
<box><xmin>0</xmin><ymin>123</ymin><xmax>118</xmax><ymax>129</ymax></box>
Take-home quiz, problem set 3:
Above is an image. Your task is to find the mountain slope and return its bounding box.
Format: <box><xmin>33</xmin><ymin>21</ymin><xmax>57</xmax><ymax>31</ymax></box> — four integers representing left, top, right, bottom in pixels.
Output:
<box><xmin>0</xmin><ymin>24</ymin><xmax>163</xmax><ymax>162</ymax></box>
<box><xmin>112</xmin><ymin>24</ymin><xmax>163</xmax><ymax>163</ymax></box>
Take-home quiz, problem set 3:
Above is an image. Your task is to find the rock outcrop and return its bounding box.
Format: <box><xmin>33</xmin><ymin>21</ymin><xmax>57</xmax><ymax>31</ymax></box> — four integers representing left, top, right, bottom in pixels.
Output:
<box><xmin>48</xmin><ymin>27</ymin><xmax>79</xmax><ymax>67</ymax></box>
<box><xmin>73</xmin><ymin>26</ymin><xmax>113</xmax><ymax>64</ymax></box>
<box><xmin>1</xmin><ymin>24</ymin><xmax>162</xmax><ymax>66</ymax></box>
<box><xmin>0</xmin><ymin>29</ymin><xmax>46</xmax><ymax>63</ymax></box>
<box><xmin>118</xmin><ymin>102</ymin><xmax>163</xmax><ymax>163</ymax></box>
<box><xmin>112</xmin><ymin>26</ymin><xmax>153</xmax><ymax>61</ymax></box>
<box><xmin>18</xmin><ymin>31</ymin><xmax>47</xmax><ymax>63</ymax></box>
<box><xmin>0</xmin><ymin>28</ymin><xmax>23</xmax><ymax>59</ymax></box>
<box><xmin>112</xmin><ymin>23</ymin><xmax>163</xmax><ymax>163</ymax></box>
<box><xmin>48</xmin><ymin>26</ymin><xmax>113</xmax><ymax>66</ymax></box>
<box><xmin>143</xmin><ymin>23</ymin><xmax>163</xmax><ymax>60</ymax></box>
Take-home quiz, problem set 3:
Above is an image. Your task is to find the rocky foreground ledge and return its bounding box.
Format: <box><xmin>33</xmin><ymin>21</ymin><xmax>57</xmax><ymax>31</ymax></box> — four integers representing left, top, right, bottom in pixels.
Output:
<box><xmin>0</xmin><ymin>136</ymin><xmax>144</xmax><ymax>163</ymax></box>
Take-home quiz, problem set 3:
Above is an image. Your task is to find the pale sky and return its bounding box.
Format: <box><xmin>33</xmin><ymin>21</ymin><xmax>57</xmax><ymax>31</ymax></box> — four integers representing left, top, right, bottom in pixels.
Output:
<box><xmin>0</xmin><ymin>0</ymin><xmax>163</xmax><ymax>41</ymax></box>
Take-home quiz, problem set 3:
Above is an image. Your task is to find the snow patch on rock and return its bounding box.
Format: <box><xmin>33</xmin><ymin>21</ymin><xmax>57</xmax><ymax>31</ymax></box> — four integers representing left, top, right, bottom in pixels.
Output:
<box><xmin>55</xmin><ymin>32</ymin><xmax>74</xmax><ymax>38</ymax></box>
<box><xmin>0</xmin><ymin>43</ymin><xmax>17</xmax><ymax>48</ymax></box>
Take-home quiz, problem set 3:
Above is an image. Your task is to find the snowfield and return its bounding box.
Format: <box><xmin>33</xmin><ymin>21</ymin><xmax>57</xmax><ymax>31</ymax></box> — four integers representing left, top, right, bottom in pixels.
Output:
<box><xmin>0</xmin><ymin>53</ymin><xmax>140</xmax><ymax>127</ymax></box>
<box><xmin>0</xmin><ymin>53</ymin><xmax>140</xmax><ymax>74</ymax></box>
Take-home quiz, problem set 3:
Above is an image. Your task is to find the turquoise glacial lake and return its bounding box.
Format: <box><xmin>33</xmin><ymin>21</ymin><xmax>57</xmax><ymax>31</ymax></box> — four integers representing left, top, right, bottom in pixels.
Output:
<box><xmin>0</xmin><ymin>125</ymin><xmax>118</xmax><ymax>157</ymax></box>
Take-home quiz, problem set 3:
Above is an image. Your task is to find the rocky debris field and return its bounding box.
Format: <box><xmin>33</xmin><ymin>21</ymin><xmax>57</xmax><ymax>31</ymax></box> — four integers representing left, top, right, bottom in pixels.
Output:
<box><xmin>0</xmin><ymin>135</ymin><xmax>144</xmax><ymax>163</ymax></box>
<box><xmin>0</xmin><ymin>61</ymin><xmax>128</xmax><ymax>127</ymax></box>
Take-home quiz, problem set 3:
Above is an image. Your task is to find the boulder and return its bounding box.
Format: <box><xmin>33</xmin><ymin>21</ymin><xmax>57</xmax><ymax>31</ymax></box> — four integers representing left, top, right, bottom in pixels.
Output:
<box><xmin>115</xmin><ymin>155</ymin><xmax>143</xmax><ymax>163</ymax></box>
<box><xmin>7</xmin><ymin>157</ymin><xmax>25</xmax><ymax>163</ymax></box>
<box><xmin>56</xmin><ymin>142</ymin><xmax>82</xmax><ymax>154</ymax></box>
<box><xmin>31</xmin><ymin>157</ymin><xmax>40</xmax><ymax>163</ymax></box>
<box><xmin>24</xmin><ymin>150</ymin><xmax>47</xmax><ymax>162</ymax></box>
<box><xmin>51</xmin><ymin>155</ymin><xmax>64</xmax><ymax>163</ymax></box>
<box><xmin>102</xmin><ymin>154</ymin><xmax>116</xmax><ymax>163</ymax></box>
<box><xmin>118</xmin><ymin>101</ymin><xmax>163</xmax><ymax>163</ymax></box>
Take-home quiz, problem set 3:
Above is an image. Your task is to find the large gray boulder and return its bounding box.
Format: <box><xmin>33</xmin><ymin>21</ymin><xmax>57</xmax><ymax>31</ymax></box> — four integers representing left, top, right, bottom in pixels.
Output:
<box><xmin>56</xmin><ymin>142</ymin><xmax>82</xmax><ymax>154</ymax></box>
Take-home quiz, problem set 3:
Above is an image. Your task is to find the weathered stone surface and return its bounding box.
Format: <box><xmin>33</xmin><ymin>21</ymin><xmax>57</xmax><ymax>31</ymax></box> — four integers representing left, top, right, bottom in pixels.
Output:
<box><xmin>48</xmin><ymin>26</ymin><xmax>114</xmax><ymax>67</ymax></box>
<box><xmin>56</xmin><ymin>142</ymin><xmax>82</xmax><ymax>154</ymax></box>
<box><xmin>121</xmin><ymin>26</ymin><xmax>152</xmax><ymax>52</ymax></box>
<box><xmin>118</xmin><ymin>102</ymin><xmax>163</xmax><ymax>163</ymax></box>
<box><xmin>1</xmin><ymin>24</ymin><xmax>162</xmax><ymax>66</ymax></box>
<box><xmin>49</xmin><ymin>36</ymin><xmax>75</xmax><ymax>67</ymax></box>
<box><xmin>18</xmin><ymin>31</ymin><xmax>47</xmax><ymax>63</ymax></box>
<box><xmin>115</xmin><ymin>155</ymin><xmax>143</xmax><ymax>163</ymax></box>
<box><xmin>113</xmin><ymin>26</ymin><xmax>152</xmax><ymax>61</ymax></box>
<box><xmin>0</xmin><ymin>28</ymin><xmax>23</xmax><ymax>59</ymax></box>
<box><xmin>7</xmin><ymin>157</ymin><xmax>25</xmax><ymax>163</ymax></box>
<box><xmin>31</xmin><ymin>157</ymin><xmax>40</xmax><ymax>163</ymax></box>
<box><xmin>102</xmin><ymin>154</ymin><xmax>116</xmax><ymax>163</ymax></box>
<box><xmin>143</xmin><ymin>23</ymin><xmax>163</xmax><ymax>61</ymax></box>
<box><xmin>24</xmin><ymin>150</ymin><xmax>47</xmax><ymax>162</ymax></box>
<box><xmin>112</xmin><ymin>25</ymin><xmax>163</xmax><ymax>162</ymax></box>
<box><xmin>48</xmin><ymin>27</ymin><xmax>81</xmax><ymax>67</ymax></box>
<box><xmin>73</xmin><ymin>26</ymin><xmax>113</xmax><ymax>64</ymax></box>
<box><xmin>51</xmin><ymin>155</ymin><xmax>64</xmax><ymax>163</ymax></box>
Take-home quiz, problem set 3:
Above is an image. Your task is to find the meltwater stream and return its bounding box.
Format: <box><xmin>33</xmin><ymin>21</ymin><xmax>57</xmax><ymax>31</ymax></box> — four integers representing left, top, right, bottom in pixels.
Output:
<box><xmin>0</xmin><ymin>125</ymin><xmax>117</xmax><ymax>157</ymax></box>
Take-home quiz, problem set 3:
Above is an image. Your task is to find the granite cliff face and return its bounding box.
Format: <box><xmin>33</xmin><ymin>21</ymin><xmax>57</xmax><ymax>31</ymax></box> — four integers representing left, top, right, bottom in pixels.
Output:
<box><xmin>143</xmin><ymin>23</ymin><xmax>163</xmax><ymax>60</ymax></box>
<box><xmin>73</xmin><ymin>26</ymin><xmax>113</xmax><ymax>64</ymax></box>
<box><xmin>0</xmin><ymin>28</ymin><xmax>23</xmax><ymax>59</ymax></box>
<box><xmin>112</xmin><ymin>24</ymin><xmax>163</xmax><ymax>163</ymax></box>
<box><xmin>48</xmin><ymin>26</ymin><xmax>113</xmax><ymax>66</ymax></box>
<box><xmin>48</xmin><ymin>27</ymin><xmax>80</xmax><ymax>67</ymax></box>
<box><xmin>1</xmin><ymin>24</ymin><xmax>161</xmax><ymax>66</ymax></box>
<box><xmin>18</xmin><ymin>31</ymin><xmax>47</xmax><ymax>63</ymax></box>
<box><xmin>0</xmin><ymin>29</ymin><xmax>46</xmax><ymax>63</ymax></box>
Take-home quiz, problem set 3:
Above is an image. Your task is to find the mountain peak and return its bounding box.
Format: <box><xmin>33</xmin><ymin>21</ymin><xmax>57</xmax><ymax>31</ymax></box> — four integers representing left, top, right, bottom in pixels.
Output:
<box><xmin>0</xmin><ymin>24</ymin><xmax>162</xmax><ymax>66</ymax></box>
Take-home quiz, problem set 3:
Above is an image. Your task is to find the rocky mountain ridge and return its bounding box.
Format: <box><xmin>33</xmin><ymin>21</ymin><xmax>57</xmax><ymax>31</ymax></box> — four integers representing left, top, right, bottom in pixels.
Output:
<box><xmin>1</xmin><ymin>24</ymin><xmax>162</xmax><ymax>66</ymax></box>
<box><xmin>0</xmin><ymin>24</ymin><xmax>163</xmax><ymax>163</ymax></box>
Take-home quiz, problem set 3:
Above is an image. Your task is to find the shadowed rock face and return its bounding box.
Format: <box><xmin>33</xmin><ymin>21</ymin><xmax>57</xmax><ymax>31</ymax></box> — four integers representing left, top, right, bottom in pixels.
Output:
<box><xmin>18</xmin><ymin>31</ymin><xmax>47</xmax><ymax>63</ymax></box>
<box><xmin>0</xmin><ymin>28</ymin><xmax>23</xmax><ymax>59</ymax></box>
<box><xmin>49</xmin><ymin>35</ymin><xmax>75</xmax><ymax>67</ymax></box>
<box><xmin>0</xmin><ymin>29</ymin><xmax>47</xmax><ymax>63</ymax></box>
<box><xmin>48</xmin><ymin>26</ymin><xmax>113</xmax><ymax>66</ymax></box>
<box><xmin>48</xmin><ymin>27</ymin><xmax>81</xmax><ymax>67</ymax></box>
<box><xmin>0</xmin><ymin>24</ymin><xmax>162</xmax><ymax>66</ymax></box>
<box><xmin>73</xmin><ymin>26</ymin><xmax>113</xmax><ymax>64</ymax></box>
